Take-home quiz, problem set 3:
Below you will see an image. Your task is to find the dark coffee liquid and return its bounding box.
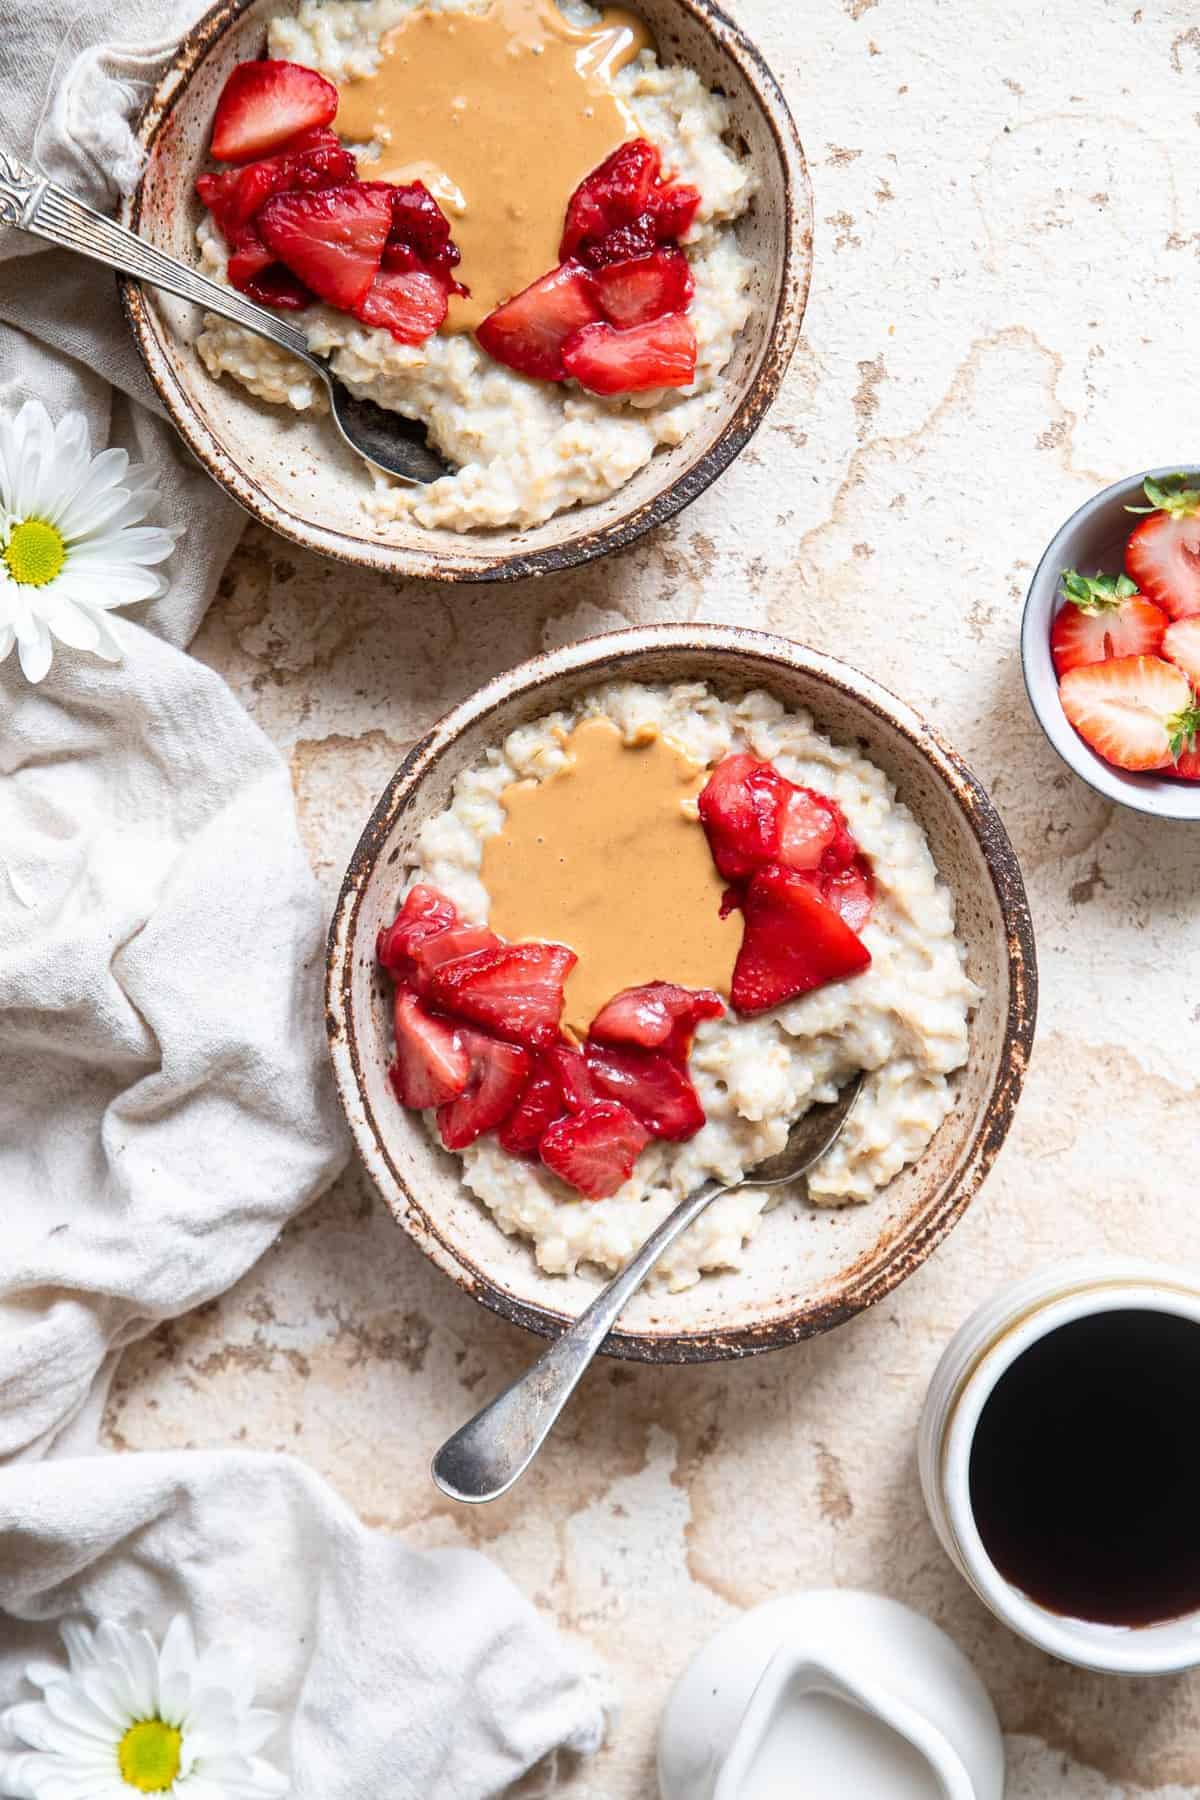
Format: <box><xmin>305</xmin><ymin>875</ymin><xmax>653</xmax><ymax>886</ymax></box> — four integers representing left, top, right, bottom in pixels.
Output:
<box><xmin>969</xmin><ymin>1308</ymin><xmax>1200</xmax><ymax>1627</ymax></box>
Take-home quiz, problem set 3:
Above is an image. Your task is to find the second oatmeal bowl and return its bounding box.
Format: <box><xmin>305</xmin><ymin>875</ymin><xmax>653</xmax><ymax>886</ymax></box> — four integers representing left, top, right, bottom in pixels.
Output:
<box><xmin>327</xmin><ymin>626</ymin><xmax>1038</xmax><ymax>1362</ymax></box>
<box><xmin>120</xmin><ymin>0</ymin><xmax>811</xmax><ymax>579</ymax></box>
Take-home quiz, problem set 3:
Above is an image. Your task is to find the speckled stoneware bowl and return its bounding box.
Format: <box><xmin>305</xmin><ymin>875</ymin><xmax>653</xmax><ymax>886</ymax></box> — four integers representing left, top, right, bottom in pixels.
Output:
<box><xmin>119</xmin><ymin>0</ymin><xmax>811</xmax><ymax>581</ymax></box>
<box><xmin>326</xmin><ymin>626</ymin><xmax>1038</xmax><ymax>1364</ymax></box>
<box><xmin>1022</xmin><ymin>466</ymin><xmax>1200</xmax><ymax>823</ymax></box>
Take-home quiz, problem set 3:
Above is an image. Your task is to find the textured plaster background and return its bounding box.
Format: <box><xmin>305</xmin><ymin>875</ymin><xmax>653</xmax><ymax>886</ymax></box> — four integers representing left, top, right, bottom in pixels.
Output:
<box><xmin>104</xmin><ymin>1</ymin><xmax>1200</xmax><ymax>1792</ymax></box>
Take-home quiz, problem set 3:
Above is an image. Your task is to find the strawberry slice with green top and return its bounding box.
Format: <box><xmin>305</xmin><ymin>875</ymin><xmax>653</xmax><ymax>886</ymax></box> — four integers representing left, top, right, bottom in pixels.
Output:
<box><xmin>475</xmin><ymin>261</ymin><xmax>602</xmax><ymax>382</ymax></box>
<box><xmin>437</xmin><ymin>1030</ymin><xmax>531</xmax><ymax>1150</ymax></box>
<box><xmin>257</xmin><ymin>184</ymin><xmax>392</xmax><ymax>311</ymax></box>
<box><xmin>1162</xmin><ymin>616</ymin><xmax>1200</xmax><ymax>687</ymax></box>
<box><xmin>561</xmin><ymin>313</ymin><xmax>696</xmax><ymax>395</ymax></box>
<box><xmin>730</xmin><ymin>865</ymin><xmax>872</xmax><ymax>1015</ymax></box>
<box><xmin>210</xmin><ymin>60</ymin><xmax>339</xmax><ymax>165</ymax></box>
<box><xmin>1058</xmin><ymin>654</ymin><xmax>1200</xmax><ymax>772</ymax></box>
<box><xmin>1050</xmin><ymin>570</ymin><xmax>1167</xmax><ymax>676</ymax></box>
<box><xmin>389</xmin><ymin>992</ymin><xmax>469</xmax><ymax>1110</ymax></box>
<box><xmin>427</xmin><ymin>941</ymin><xmax>577</xmax><ymax>1047</ymax></box>
<box><xmin>539</xmin><ymin>1100</ymin><xmax>651</xmax><ymax>1200</ymax></box>
<box><xmin>1124</xmin><ymin>477</ymin><xmax>1200</xmax><ymax>620</ymax></box>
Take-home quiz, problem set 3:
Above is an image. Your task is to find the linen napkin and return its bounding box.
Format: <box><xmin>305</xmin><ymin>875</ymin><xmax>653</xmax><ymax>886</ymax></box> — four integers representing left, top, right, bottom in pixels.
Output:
<box><xmin>0</xmin><ymin>1451</ymin><xmax>612</xmax><ymax>1797</ymax></box>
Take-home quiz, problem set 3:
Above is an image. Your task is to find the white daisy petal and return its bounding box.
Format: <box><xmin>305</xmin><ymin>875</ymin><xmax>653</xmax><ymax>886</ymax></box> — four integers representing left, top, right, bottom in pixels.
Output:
<box><xmin>42</xmin><ymin>447</ymin><xmax>130</xmax><ymax>529</ymax></box>
<box><xmin>70</xmin><ymin>524</ymin><xmax>178</xmax><ymax>565</ymax></box>
<box><xmin>41</xmin><ymin>597</ymin><xmax>102</xmax><ymax>654</ymax></box>
<box><xmin>0</xmin><ymin>622</ymin><xmax>14</xmax><ymax>662</ymax></box>
<box><xmin>16</xmin><ymin>618</ymin><xmax>53</xmax><ymax>684</ymax></box>
<box><xmin>59</xmin><ymin>1624</ymin><xmax>97</xmax><ymax>1673</ymax></box>
<box><xmin>22</xmin><ymin>1661</ymin><xmax>73</xmax><ymax>1693</ymax></box>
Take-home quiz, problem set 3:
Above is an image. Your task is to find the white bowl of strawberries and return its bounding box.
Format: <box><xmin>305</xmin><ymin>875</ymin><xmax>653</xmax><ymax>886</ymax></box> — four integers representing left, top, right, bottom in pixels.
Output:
<box><xmin>1022</xmin><ymin>468</ymin><xmax>1200</xmax><ymax>821</ymax></box>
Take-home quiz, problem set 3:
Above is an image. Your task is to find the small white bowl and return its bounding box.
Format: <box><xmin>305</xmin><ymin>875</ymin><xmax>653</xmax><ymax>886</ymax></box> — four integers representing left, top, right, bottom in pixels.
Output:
<box><xmin>1021</xmin><ymin>467</ymin><xmax>1200</xmax><ymax>823</ymax></box>
<box><xmin>919</xmin><ymin>1256</ymin><xmax>1200</xmax><ymax>1675</ymax></box>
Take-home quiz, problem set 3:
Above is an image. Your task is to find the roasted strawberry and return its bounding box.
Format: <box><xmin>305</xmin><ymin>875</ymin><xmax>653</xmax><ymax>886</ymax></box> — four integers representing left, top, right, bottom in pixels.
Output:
<box><xmin>698</xmin><ymin>753</ymin><xmax>789</xmax><ymax>880</ymax></box>
<box><xmin>539</xmin><ymin>1100</ymin><xmax>650</xmax><ymax>1199</ymax></box>
<box><xmin>209</xmin><ymin>59</ymin><xmax>338</xmax><ymax>165</ymax></box>
<box><xmin>1050</xmin><ymin>570</ymin><xmax>1168</xmax><ymax>676</ymax></box>
<box><xmin>257</xmin><ymin>184</ymin><xmax>392</xmax><ymax>311</ymax></box>
<box><xmin>650</xmin><ymin>181</ymin><xmax>702</xmax><ymax>241</ymax></box>
<box><xmin>198</xmin><ymin>128</ymin><xmax>356</xmax><ymax>236</ymax></box>
<box><xmin>232</xmin><ymin>260</ymin><xmax>315</xmax><ymax>309</ymax></box>
<box><xmin>583</xmin><ymin>1041</ymin><xmax>705</xmax><ymax>1140</ymax></box>
<box><xmin>1059</xmin><ymin>654</ymin><xmax>1200</xmax><ymax>772</ymax></box>
<box><xmin>579</xmin><ymin>213</ymin><xmax>660</xmax><ymax>270</ymax></box>
<box><xmin>475</xmin><ymin>261</ymin><xmax>602</xmax><ymax>381</ymax></box>
<box><xmin>544</xmin><ymin>1041</ymin><xmax>598</xmax><ymax>1111</ymax></box>
<box><xmin>1162</xmin><ymin>616</ymin><xmax>1200</xmax><ymax>686</ymax></box>
<box><xmin>437</xmin><ymin>1030</ymin><xmax>531</xmax><ymax>1150</ymax></box>
<box><xmin>820</xmin><ymin>856</ymin><xmax>875</xmax><ymax>933</ymax></box>
<box><xmin>561</xmin><ymin>313</ymin><xmax>696</xmax><ymax>395</ymax></box>
<box><xmin>778</xmin><ymin>786</ymin><xmax>840</xmax><ymax>872</ymax></box>
<box><xmin>731</xmin><ymin>865</ymin><xmax>872</xmax><ymax>1014</ymax></box>
<box><xmin>377</xmin><ymin>885</ymin><xmax>459</xmax><ymax>980</ymax></box>
<box><xmin>592</xmin><ymin>247</ymin><xmax>693</xmax><ymax>327</ymax></box>
<box><xmin>409</xmin><ymin>923</ymin><xmax>500</xmax><ymax>988</ymax></box>
<box><xmin>389</xmin><ymin>181</ymin><xmax>458</xmax><ymax>262</ymax></box>
<box><xmin>355</xmin><ymin>268</ymin><xmax>449</xmax><ymax>343</ymax></box>
<box><xmin>1124</xmin><ymin>477</ymin><xmax>1200</xmax><ymax>620</ymax></box>
<box><xmin>428</xmin><ymin>941</ymin><xmax>577</xmax><ymax>1047</ymax></box>
<box><xmin>389</xmin><ymin>992</ymin><xmax>469</xmax><ymax>1109</ymax></box>
<box><xmin>589</xmin><ymin>982</ymin><xmax>724</xmax><ymax>1058</ymax></box>
<box><xmin>498</xmin><ymin>1065</ymin><xmax>566</xmax><ymax>1158</ymax></box>
<box><xmin>560</xmin><ymin>139</ymin><xmax>662</xmax><ymax>259</ymax></box>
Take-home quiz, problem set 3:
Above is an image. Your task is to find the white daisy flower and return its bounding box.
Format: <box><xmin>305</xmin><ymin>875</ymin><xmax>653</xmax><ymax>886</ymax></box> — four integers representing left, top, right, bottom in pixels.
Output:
<box><xmin>0</xmin><ymin>1615</ymin><xmax>289</xmax><ymax>1799</ymax></box>
<box><xmin>0</xmin><ymin>399</ymin><xmax>179</xmax><ymax>685</ymax></box>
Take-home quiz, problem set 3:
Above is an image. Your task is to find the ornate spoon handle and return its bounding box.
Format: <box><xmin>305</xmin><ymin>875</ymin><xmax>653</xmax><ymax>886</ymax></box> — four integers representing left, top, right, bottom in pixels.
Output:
<box><xmin>0</xmin><ymin>145</ymin><xmax>316</xmax><ymax>362</ymax></box>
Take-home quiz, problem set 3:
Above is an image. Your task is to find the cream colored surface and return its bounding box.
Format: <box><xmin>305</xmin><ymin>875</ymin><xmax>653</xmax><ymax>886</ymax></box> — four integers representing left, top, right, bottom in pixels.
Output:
<box><xmin>111</xmin><ymin>0</ymin><xmax>1200</xmax><ymax>1792</ymax></box>
<box><xmin>481</xmin><ymin>715</ymin><xmax>737</xmax><ymax>1036</ymax></box>
<box><xmin>335</xmin><ymin>0</ymin><xmax>651</xmax><ymax>329</ymax></box>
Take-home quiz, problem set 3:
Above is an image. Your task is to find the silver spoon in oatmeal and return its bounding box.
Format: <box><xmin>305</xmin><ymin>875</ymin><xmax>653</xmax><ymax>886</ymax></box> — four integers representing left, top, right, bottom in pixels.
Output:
<box><xmin>432</xmin><ymin>1073</ymin><xmax>866</xmax><ymax>1505</ymax></box>
<box><xmin>0</xmin><ymin>150</ymin><xmax>451</xmax><ymax>485</ymax></box>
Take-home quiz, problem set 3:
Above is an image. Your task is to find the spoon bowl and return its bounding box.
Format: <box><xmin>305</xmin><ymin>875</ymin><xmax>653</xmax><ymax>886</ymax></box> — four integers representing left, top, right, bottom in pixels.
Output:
<box><xmin>431</xmin><ymin>1074</ymin><xmax>865</xmax><ymax>1505</ymax></box>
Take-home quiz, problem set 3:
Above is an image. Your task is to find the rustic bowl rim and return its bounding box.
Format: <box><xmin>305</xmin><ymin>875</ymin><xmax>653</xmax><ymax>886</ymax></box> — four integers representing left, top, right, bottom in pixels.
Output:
<box><xmin>119</xmin><ymin>0</ymin><xmax>813</xmax><ymax>583</ymax></box>
<box><xmin>1020</xmin><ymin>464</ymin><xmax>1200</xmax><ymax>822</ymax></box>
<box><xmin>325</xmin><ymin>624</ymin><xmax>1039</xmax><ymax>1363</ymax></box>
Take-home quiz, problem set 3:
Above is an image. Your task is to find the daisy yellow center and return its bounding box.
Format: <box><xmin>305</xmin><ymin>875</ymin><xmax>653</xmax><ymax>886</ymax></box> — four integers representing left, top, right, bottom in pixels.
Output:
<box><xmin>3</xmin><ymin>518</ymin><xmax>66</xmax><ymax>587</ymax></box>
<box><xmin>117</xmin><ymin>1719</ymin><xmax>183</xmax><ymax>1793</ymax></box>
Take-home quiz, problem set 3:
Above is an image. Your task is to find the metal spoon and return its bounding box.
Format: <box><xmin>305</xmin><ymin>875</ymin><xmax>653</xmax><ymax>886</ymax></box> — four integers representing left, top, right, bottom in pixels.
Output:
<box><xmin>0</xmin><ymin>147</ymin><xmax>450</xmax><ymax>485</ymax></box>
<box><xmin>432</xmin><ymin>1072</ymin><xmax>865</xmax><ymax>1504</ymax></box>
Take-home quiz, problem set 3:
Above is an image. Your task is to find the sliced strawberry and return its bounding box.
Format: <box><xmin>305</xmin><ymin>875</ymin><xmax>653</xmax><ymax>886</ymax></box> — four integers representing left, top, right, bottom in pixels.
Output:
<box><xmin>1124</xmin><ymin>477</ymin><xmax>1200</xmax><ymax>620</ymax></box>
<box><xmin>437</xmin><ymin>1030</ymin><xmax>530</xmax><ymax>1150</ymax></box>
<box><xmin>561</xmin><ymin>139</ymin><xmax>662</xmax><ymax>259</ymax></box>
<box><xmin>389</xmin><ymin>992</ymin><xmax>469</xmax><ymax>1109</ymax></box>
<box><xmin>731</xmin><ymin>865</ymin><xmax>872</xmax><ymax>1014</ymax></box>
<box><xmin>198</xmin><ymin>128</ymin><xmax>356</xmax><ymax>235</ymax></box>
<box><xmin>1050</xmin><ymin>569</ymin><xmax>1168</xmax><ymax>676</ymax></box>
<box><xmin>592</xmin><ymin>248</ymin><xmax>693</xmax><ymax>327</ymax></box>
<box><xmin>820</xmin><ymin>855</ymin><xmax>875</xmax><ymax>933</ymax></box>
<box><xmin>583</xmin><ymin>1041</ymin><xmax>705</xmax><ymax>1140</ymax></box>
<box><xmin>409</xmin><ymin>923</ymin><xmax>500</xmax><ymax>989</ymax></box>
<box><xmin>539</xmin><ymin>1100</ymin><xmax>650</xmax><ymax>1199</ymax></box>
<box><xmin>389</xmin><ymin>181</ymin><xmax>458</xmax><ymax>263</ymax></box>
<box><xmin>544</xmin><ymin>1041</ymin><xmax>598</xmax><ymax>1111</ymax></box>
<box><xmin>476</xmin><ymin>261</ymin><xmax>602</xmax><ymax>382</ymax></box>
<box><xmin>579</xmin><ymin>213</ymin><xmax>660</xmax><ymax>270</ymax></box>
<box><xmin>1058</xmin><ymin>654</ymin><xmax>1200</xmax><ymax>772</ymax></box>
<box><xmin>428</xmin><ymin>941</ymin><xmax>577</xmax><ymax>1046</ymax></box>
<box><xmin>779</xmin><ymin>786</ymin><xmax>840</xmax><ymax>872</ymax></box>
<box><xmin>210</xmin><ymin>59</ymin><xmax>338</xmax><ymax>165</ymax></box>
<box><xmin>1173</xmin><ymin>743</ymin><xmax>1200</xmax><ymax>779</ymax></box>
<box><xmin>377</xmin><ymin>885</ymin><xmax>459</xmax><ymax>980</ymax></box>
<box><xmin>355</xmin><ymin>268</ymin><xmax>449</xmax><ymax>343</ymax></box>
<box><xmin>498</xmin><ymin>1065</ymin><xmax>566</xmax><ymax>1158</ymax></box>
<box><xmin>561</xmin><ymin>313</ymin><xmax>696</xmax><ymax>395</ymax></box>
<box><xmin>589</xmin><ymin>982</ymin><xmax>724</xmax><ymax>1057</ymax></box>
<box><xmin>1162</xmin><ymin>616</ymin><xmax>1200</xmax><ymax>686</ymax></box>
<box><xmin>650</xmin><ymin>181</ymin><xmax>702</xmax><ymax>241</ymax></box>
<box><xmin>698</xmin><ymin>753</ymin><xmax>789</xmax><ymax>880</ymax></box>
<box><xmin>257</xmin><ymin>184</ymin><xmax>392</xmax><ymax>311</ymax></box>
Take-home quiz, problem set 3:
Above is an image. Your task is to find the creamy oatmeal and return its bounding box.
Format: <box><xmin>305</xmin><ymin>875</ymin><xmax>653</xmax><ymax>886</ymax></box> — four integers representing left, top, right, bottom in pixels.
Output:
<box><xmin>194</xmin><ymin>0</ymin><xmax>757</xmax><ymax>532</ymax></box>
<box><xmin>406</xmin><ymin>682</ymin><xmax>981</xmax><ymax>1290</ymax></box>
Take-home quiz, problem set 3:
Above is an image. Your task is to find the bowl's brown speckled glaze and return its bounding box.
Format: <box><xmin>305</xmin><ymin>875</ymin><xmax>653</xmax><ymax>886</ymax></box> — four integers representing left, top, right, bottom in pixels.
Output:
<box><xmin>326</xmin><ymin>627</ymin><xmax>1039</xmax><ymax>1363</ymax></box>
<box><xmin>120</xmin><ymin>0</ymin><xmax>812</xmax><ymax>580</ymax></box>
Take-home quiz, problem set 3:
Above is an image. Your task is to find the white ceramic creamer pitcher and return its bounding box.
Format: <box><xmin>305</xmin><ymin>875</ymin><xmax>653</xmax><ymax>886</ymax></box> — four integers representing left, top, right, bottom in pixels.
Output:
<box><xmin>657</xmin><ymin>1591</ymin><xmax>1004</xmax><ymax>1800</ymax></box>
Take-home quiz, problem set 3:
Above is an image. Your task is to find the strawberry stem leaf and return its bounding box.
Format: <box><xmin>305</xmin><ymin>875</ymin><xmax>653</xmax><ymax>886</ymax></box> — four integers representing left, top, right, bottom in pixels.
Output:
<box><xmin>1060</xmin><ymin>568</ymin><xmax>1139</xmax><ymax>611</ymax></box>
<box><xmin>1168</xmin><ymin>698</ymin><xmax>1200</xmax><ymax>761</ymax></box>
<box><xmin>1125</xmin><ymin>474</ymin><xmax>1200</xmax><ymax>517</ymax></box>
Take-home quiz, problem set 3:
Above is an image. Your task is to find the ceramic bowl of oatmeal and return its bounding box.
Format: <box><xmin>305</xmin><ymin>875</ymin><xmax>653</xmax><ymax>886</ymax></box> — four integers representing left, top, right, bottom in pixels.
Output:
<box><xmin>326</xmin><ymin>626</ymin><xmax>1038</xmax><ymax>1363</ymax></box>
<box><xmin>120</xmin><ymin>0</ymin><xmax>810</xmax><ymax>579</ymax></box>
